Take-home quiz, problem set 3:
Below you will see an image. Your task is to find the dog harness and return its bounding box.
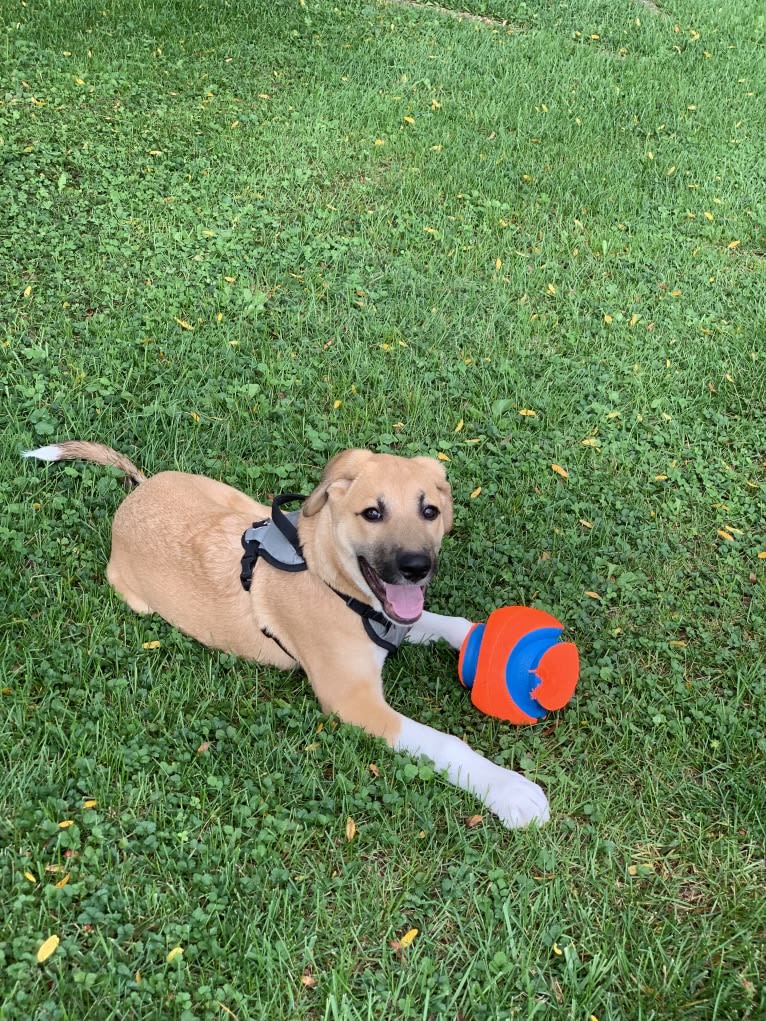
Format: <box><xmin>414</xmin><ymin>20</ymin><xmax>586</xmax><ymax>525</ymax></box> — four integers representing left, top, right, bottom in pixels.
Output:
<box><xmin>240</xmin><ymin>494</ymin><xmax>410</xmax><ymax>656</ymax></box>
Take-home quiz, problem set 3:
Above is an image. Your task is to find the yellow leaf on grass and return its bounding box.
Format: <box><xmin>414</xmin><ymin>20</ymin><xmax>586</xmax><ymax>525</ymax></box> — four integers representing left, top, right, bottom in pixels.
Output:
<box><xmin>519</xmin><ymin>408</ymin><xmax>537</xmax><ymax>417</ymax></box>
<box><xmin>24</xmin><ymin>871</ymin><xmax>37</xmax><ymax>883</ymax></box>
<box><xmin>55</xmin><ymin>874</ymin><xmax>70</xmax><ymax>889</ymax></box>
<box><xmin>166</xmin><ymin>946</ymin><xmax>184</xmax><ymax>963</ymax></box>
<box><xmin>466</xmin><ymin>814</ymin><xmax>483</xmax><ymax>828</ymax></box>
<box><xmin>403</xmin><ymin>115</ymin><xmax>415</xmax><ymax>125</ymax></box>
<box><xmin>142</xmin><ymin>640</ymin><xmax>161</xmax><ymax>650</ymax></box>
<box><xmin>399</xmin><ymin>928</ymin><xmax>418</xmax><ymax>948</ymax></box>
<box><xmin>436</xmin><ymin>452</ymin><xmax>450</xmax><ymax>462</ymax></box>
<box><xmin>581</xmin><ymin>437</ymin><xmax>600</xmax><ymax>448</ymax></box>
<box><xmin>333</xmin><ymin>400</ymin><xmax>342</xmax><ymax>410</ymax></box>
<box><xmin>728</xmin><ymin>240</ymin><xmax>741</xmax><ymax>250</ymax></box>
<box><xmin>36</xmin><ymin>935</ymin><xmax>60</xmax><ymax>963</ymax></box>
<box><xmin>83</xmin><ymin>799</ymin><xmax>97</xmax><ymax>809</ymax></box>
<box><xmin>758</xmin><ymin>551</ymin><xmax>766</xmax><ymax>559</ymax></box>
<box><xmin>345</xmin><ymin>817</ymin><xmax>357</xmax><ymax>842</ymax></box>
<box><xmin>629</xmin><ymin>313</ymin><xmax>640</xmax><ymax>327</ymax></box>
<box><xmin>301</xmin><ymin>973</ymin><xmax>318</xmax><ymax>988</ymax></box>
<box><xmin>470</xmin><ymin>487</ymin><xmax>482</xmax><ymax>499</ymax></box>
<box><xmin>551</xmin><ymin>464</ymin><xmax>569</xmax><ymax>479</ymax></box>
<box><xmin>495</xmin><ymin>258</ymin><xmax>502</xmax><ymax>271</ymax></box>
<box><xmin>454</xmin><ymin>419</ymin><xmax>464</xmax><ymax>432</ymax></box>
<box><xmin>189</xmin><ymin>411</ymin><xmax>200</xmax><ymax>422</ymax></box>
<box><xmin>58</xmin><ymin>820</ymin><xmax>73</xmax><ymax>829</ymax></box>
<box><xmin>174</xmin><ymin>317</ymin><xmax>194</xmax><ymax>330</ymax></box>
<box><xmin>717</xmin><ymin>530</ymin><xmax>735</xmax><ymax>542</ymax></box>
<box><xmin>585</xmin><ymin>591</ymin><xmax>601</xmax><ymax>600</ymax></box>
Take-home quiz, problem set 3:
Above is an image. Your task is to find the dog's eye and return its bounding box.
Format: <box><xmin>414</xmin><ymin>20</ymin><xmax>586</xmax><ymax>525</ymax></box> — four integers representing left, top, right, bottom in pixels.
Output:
<box><xmin>421</xmin><ymin>504</ymin><xmax>440</xmax><ymax>521</ymax></box>
<box><xmin>361</xmin><ymin>507</ymin><xmax>383</xmax><ymax>522</ymax></box>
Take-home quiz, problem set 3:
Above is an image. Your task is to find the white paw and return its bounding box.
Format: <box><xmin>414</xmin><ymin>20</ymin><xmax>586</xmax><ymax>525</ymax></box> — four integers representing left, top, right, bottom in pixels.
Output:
<box><xmin>483</xmin><ymin>767</ymin><xmax>550</xmax><ymax>829</ymax></box>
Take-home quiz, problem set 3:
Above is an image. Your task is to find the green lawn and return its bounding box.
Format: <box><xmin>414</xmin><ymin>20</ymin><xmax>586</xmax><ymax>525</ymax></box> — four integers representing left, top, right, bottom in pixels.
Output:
<box><xmin>1</xmin><ymin>0</ymin><xmax>764</xmax><ymax>1018</ymax></box>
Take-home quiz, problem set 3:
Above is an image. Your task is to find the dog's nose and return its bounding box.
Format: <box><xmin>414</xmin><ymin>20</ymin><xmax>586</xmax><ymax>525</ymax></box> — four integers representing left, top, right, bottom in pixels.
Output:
<box><xmin>397</xmin><ymin>551</ymin><xmax>432</xmax><ymax>583</ymax></box>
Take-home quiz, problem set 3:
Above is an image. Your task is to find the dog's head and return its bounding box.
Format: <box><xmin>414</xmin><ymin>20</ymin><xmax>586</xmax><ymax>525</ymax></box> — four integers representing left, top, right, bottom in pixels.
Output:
<box><xmin>302</xmin><ymin>449</ymin><xmax>453</xmax><ymax>624</ymax></box>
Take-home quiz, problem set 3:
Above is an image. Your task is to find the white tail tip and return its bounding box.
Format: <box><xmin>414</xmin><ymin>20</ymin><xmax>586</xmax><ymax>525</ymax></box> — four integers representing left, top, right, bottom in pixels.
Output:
<box><xmin>22</xmin><ymin>444</ymin><xmax>63</xmax><ymax>462</ymax></box>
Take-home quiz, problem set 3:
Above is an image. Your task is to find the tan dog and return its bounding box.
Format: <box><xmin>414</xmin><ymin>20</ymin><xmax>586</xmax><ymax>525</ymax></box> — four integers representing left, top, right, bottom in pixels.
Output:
<box><xmin>25</xmin><ymin>441</ymin><xmax>549</xmax><ymax>828</ymax></box>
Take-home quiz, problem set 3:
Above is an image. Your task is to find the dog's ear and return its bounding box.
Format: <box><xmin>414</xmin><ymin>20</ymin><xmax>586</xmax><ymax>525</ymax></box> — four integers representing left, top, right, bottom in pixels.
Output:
<box><xmin>412</xmin><ymin>457</ymin><xmax>454</xmax><ymax>534</ymax></box>
<box><xmin>302</xmin><ymin>449</ymin><xmax>374</xmax><ymax>517</ymax></box>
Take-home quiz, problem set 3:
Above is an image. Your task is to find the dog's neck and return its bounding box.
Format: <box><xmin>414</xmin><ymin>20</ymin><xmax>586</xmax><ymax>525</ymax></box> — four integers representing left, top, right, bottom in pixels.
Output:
<box><xmin>297</xmin><ymin>509</ymin><xmax>375</xmax><ymax>610</ymax></box>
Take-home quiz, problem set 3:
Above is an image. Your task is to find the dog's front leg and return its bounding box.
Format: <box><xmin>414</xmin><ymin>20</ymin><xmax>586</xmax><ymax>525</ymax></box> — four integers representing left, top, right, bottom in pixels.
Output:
<box><xmin>393</xmin><ymin>716</ymin><xmax>550</xmax><ymax>829</ymax></box>
<box><xmin>303</xmin><ymin>640</ymin><xmax>549</xmax><ymax>829</ymax></box>
<box><xmin>406</xmin><ymin>610</ymin><xmax>473</xmax><ymax>650</ymax></box>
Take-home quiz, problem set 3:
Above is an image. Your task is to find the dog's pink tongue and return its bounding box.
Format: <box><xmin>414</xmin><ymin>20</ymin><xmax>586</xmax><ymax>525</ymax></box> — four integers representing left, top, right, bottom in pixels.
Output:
<box><xmin>384</xmin><ymin>583</ymin><xmax>425</xmax><ymax>621</ymax></box>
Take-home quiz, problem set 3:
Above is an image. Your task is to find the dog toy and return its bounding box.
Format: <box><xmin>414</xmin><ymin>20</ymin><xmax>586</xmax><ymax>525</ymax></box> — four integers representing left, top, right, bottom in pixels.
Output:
<box><xmin>458</xmin><ymin>606</ymin><xmax>579</xmax><ymax>724</ymax></box>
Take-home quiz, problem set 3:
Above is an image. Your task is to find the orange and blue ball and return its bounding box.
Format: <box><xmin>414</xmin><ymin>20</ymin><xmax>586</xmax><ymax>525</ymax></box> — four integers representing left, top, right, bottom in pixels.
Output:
<box><xmin>458</xmin><ymin>606</ymin><xmax>579</xmax><ymax>725</ymax></box>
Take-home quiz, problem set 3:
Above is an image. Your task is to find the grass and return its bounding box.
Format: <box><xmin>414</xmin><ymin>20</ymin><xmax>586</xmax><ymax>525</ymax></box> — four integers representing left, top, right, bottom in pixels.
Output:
<box><xmin>1</xmin><ymin>0</ymin><xmax>765</xmax><ymax>1018</ymax></box>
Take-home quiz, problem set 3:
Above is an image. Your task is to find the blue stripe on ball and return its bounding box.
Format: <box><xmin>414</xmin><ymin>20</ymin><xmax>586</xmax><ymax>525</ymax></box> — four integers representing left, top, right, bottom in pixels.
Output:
<box><xmin>504</xmin><ymin>626</ymin><xmax>563</xmax><ymax>719</ymax></box>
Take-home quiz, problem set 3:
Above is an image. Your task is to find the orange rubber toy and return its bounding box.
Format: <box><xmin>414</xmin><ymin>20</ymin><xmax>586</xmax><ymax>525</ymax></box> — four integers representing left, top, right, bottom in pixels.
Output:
<box><xmin>458</xmin><ymin>606</ymin><xmax>579</xmax><ymax>724</ymax></box>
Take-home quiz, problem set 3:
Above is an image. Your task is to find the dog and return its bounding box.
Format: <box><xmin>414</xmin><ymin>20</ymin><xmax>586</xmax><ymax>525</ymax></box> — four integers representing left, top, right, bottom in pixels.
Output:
<box><xmin>24</xmin><ymin>441</ymin><xmax>549</xmax><ymax>828</ymax></box>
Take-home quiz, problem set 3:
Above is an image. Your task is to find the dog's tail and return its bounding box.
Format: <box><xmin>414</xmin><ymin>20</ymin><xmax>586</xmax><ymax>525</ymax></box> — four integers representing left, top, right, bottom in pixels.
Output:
<box><xmin>23</xmin><ymin>441</ymin><xmax>147</xmax><ymax>486</ymax></box>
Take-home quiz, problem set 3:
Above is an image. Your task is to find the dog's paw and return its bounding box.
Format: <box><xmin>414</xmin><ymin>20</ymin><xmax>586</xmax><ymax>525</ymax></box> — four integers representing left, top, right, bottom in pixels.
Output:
<box><xmin>484</xmin><ymin>768</ymin><xmax>550</xmax><ymax>829</ymax></box>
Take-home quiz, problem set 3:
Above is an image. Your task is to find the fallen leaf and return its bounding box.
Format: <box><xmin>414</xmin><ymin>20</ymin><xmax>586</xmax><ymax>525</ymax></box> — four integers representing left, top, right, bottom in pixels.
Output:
<box><xmin>174</xmin><ymin>317</ymin><xmax>194</xmax><ymax>331</ymax></box>
<box><xmin>436</xmin><ymin>452</ymin><xmax>450</xmax><ymax>462</ymax></box>
<box><xmin>36</xmin><ymin>935</ymin><xmax>60</xmax><ymax>963</ymax></box>
<box><xmin>717</xmin><ymin>529</ymin><xmax>735</xmax><ymax>542</ymax></box>
<box><xmin>82</xmin><ymin>799</ymin><xmax>97</xmax><ymax>809</ymax></box>
<box><xmin>470</xmin><ymin>487</ymin><xmax>482</xmax><ymax>499</ymax></box>
<box><xmin>519</xmin><ymin>408</ymin><xmax>537</xmax><ymax>417</ymax></box>
<box><xmin>196</xmin><ymin>742</ymin><xmax>211</xmax><ymax>755</ymax></box>
<box><xmin>758</xmin><ymin>551</ymin><xmax>766</xmax><ymax>560</ymax></box>
<box><xmin>142</xmin><ymin>640</ymin><xmax>161</xmax><ymax>650</ymax></box>
<box><xmin>585</xmin><ymin>591</ymin><xmax>601</xmax><ymax>600</ymax></box>
<box><xmin>24</xmin><ymin>871</ymin><xmax>37</xmax><ymax>883</ymax></box>
<box><xmin>55</xmin><ymin>875</ymin><xmax>70</xmax><ymax>889</ymax></box>
<box><xmin>551</xmin><ymin>463</ymin><xmax>569</xmax><ymax>479</ymax></box>
<box><xmin>454</xmin><ymin>418</ymin><xmax>464</xmax><ymax>432</ymax></box>
<box><xmin>465</xmin><ymin>814</ymin><xmax>483</xmax><ymax>828</ymax></box>
<box><xmin>58</xmin><ymin>820</ymin><xmax>73</xmax><ymax>829</ymax></box>
<box><xmin>368</xmin><ymin>763</ymin><xmax>380</xmax><ymax>778</ymax></box>
<box><xmin>399</xmin><ymin>928</ymin><xmax>418</xmax><ymax>948</ymax></box>
<box><xmin>166</xmin><ymin>946</ymin><xmax>184</xmax><ymax>963</ymax></box>
<box><xmin>345</xmin><ymin>817</ymin><xmax>356</xmax><ymax>842</ymax></box>
<box><xmin>189</xmin><ymin>411</ymin><xmax>200</xmax><ymax>422</ymax></box>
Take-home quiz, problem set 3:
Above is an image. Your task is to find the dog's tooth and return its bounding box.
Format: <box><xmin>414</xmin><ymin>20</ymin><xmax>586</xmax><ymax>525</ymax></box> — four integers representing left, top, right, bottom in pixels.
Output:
<box><xmin>22</xmin><ymin>444</ymin><xmax>63</xmax><ymax>461</ymax></box>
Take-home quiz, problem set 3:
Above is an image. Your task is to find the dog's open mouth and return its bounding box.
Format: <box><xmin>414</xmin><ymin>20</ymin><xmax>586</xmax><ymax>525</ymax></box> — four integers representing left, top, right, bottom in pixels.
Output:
<box><xmin>358</xmin><ymin>558</ymin><xmax>426</xmax><ymax>625</ymax></box>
